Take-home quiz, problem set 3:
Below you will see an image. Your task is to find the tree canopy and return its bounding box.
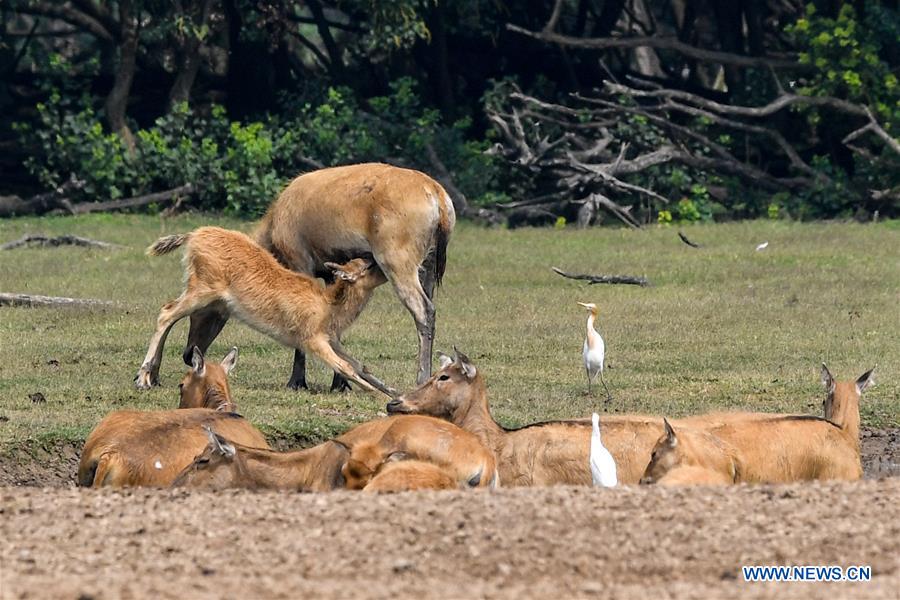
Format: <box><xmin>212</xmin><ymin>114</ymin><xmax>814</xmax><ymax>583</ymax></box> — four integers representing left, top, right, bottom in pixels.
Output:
<box><xmin>1</xmin><ymin>0</ymin><xmax>897</xmax><ymax>223</ymax></box>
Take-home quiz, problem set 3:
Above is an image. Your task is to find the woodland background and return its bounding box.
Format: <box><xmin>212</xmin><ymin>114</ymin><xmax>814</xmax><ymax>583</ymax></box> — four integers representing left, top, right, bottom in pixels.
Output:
<box><xmin>1</xmin><ymin>0</ymin><xmax>898</xmax><ymax>226</ymax></box>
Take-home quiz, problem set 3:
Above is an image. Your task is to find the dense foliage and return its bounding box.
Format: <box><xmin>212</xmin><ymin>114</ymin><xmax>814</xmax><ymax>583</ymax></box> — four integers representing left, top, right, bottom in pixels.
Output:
<box><xmin>1</xmin><ymin>0</ymin><xmax>897</xmax><ymax>222</ymax></box>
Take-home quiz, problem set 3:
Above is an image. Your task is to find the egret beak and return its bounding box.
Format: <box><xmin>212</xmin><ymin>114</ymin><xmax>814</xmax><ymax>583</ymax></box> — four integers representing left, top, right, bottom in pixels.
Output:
<box><xmin>577</xmin><ymin>302</ymin><xmax>590</xmax><ymax>308</ymax></box>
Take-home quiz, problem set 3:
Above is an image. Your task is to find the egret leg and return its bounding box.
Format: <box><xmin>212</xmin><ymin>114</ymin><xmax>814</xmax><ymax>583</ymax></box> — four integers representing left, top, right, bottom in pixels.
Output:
<box><xmin>599</xmin><ymin>371</ymin><xmax>612</xmax><ymax>403</ymax></box>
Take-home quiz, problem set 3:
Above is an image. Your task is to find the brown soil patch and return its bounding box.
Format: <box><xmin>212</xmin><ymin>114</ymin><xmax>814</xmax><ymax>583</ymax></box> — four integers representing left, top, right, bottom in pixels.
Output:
<box><xmin>3</xmin><ymin>480</ymin><xmax>899</xmax><ymax>599</ymax></box>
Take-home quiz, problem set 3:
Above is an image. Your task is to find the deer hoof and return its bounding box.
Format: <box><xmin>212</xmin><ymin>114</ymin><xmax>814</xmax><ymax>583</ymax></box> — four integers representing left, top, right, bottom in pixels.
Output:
<box><xmin>286</xmin><ymin>379</ymin><xmax>309</xmax><ymax>391</ymax></box>
<box><xmin>134</xmin><ymin>368</ymin><xmax>157</xmax><ymax>390</ymax></box>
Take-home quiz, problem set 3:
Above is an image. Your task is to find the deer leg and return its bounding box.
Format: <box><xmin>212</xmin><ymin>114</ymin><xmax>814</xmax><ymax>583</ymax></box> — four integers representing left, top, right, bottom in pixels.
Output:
<box><xmin>328</xmin><ymin>335</ymin><xmax>352</xmax><ymax>393</ymax></box>
<box><xmin>331</xmin><ymin>339</ymin><xmax>396</xmax><ymax>397</ymax></box>
<box><xmin>330</xmin><ymin>370</ymin><xmax>352</xmax><ymax>393</ymax></box>
<box><xmin>419</xmin><ymin>254</ymin><xmax>438</xmax><ymax>383</ymax></box>
<box><xmin>136</xmin><ymin>292</ymin><xmax>215</xmax><ymax>389</ymax></box>
<box><xmin>183</xmin><ymin>303</ymin><xmax>229</xmax><ymax>365</ymax></box>
<box><xmin>305</xmin><ymin>337</ymin><xmax>390</xmax><ymax>397</ymax></box>
<box><xmin>378</xmin><ymin>257</ymin><xmax>434</xmax><ymax>385</ymax></box>
<box><xmin>286</xmin><ymin>349</ymin><xmax>309</xmax><ymax>391</ymax></box>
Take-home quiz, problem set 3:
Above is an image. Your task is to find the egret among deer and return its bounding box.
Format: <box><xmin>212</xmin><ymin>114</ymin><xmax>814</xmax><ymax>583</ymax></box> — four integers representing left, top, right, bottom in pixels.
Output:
<box><xmin>590</xmin><ymin>413</ymin><xmax>617</xmax><ymax>487</ymax></box>
<box><xmin>577</xmin><ymin>302</ymin><xmax>611</xmax><ymax>401</ymax></box>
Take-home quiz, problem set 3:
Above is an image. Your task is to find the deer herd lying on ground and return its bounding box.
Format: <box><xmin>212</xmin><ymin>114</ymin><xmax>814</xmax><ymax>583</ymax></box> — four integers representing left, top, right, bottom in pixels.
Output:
<box><xmin>80</xmin><ymin>346</ymin><xmax>873</xmax><ymax>490</ymax></box>
<box><xmin>75</xmin><ymin>163</ymin><xmax>876</xmax><ymax>492</ymax></box>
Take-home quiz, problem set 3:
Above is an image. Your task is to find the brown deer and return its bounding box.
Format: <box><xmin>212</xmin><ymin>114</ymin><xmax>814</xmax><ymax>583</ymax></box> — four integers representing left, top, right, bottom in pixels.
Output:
<box><xmin>134</xmin><ymin>226</ymin><xmax>395</xmax><ymax>398</ymax></box>
<box><xmin>639</xmin><ymin>419</ymin><xmax>742</xmax><ymax>485</ymax></box>
<box><xmin>171</xmin><ymin>427</ymin><xmax>349</xmax><ymax>491</ymax></box>
<box><xmin>698</xmin><ymin>366</ymin><xmax>873</xmax><ymax>482</ymax></box>
<box><xmin>334</xmin><ymin>415</ymin><xmax>497</xmax><ymax>490</ymax></box>
<box><xmin>178</xmin><ymin>346</ymin><xmax>238</xmax><ymax>411</ymax></box>
<box><xmin>655</xmin><ymin>466</ymin><xmax>734</xmax><ymax>486</ymax></box>
<box><xmin>77</xmin><ymin>409</ymin><xmax>269</xmax><ymax>487</ymax></box>
<box><xmin>362</xmin><ymin>460</ymin><xmax>460</xmax><ymax>492</ymax></box>
<box><xmin>387</xmin><ymin>350</ymin><xmax>669</xmax><ymax>485</ymax></box>
<box><xmin>172</xmin><ymin>415</ymin><xmax>492</xmax><ymax>491</ymax></box>
<box><xmin>182</xmin><ymin>163</ymin><xmax>456</xmax><ymax>390</ymax></box>
<box><xmin>641</xmin><ymin>367</ymin><xmax>874</xmax><ymax>484</ymax></box>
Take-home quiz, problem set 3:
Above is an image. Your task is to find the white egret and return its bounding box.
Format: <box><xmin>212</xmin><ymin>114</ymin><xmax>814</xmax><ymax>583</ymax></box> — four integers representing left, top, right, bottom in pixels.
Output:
<box><xmin>577</xmin><ymin>301</ymin><xmax>611</xmax><ymax>401</ymax></box>
<box><xmin>590</xmin><ymin>413</ymin><xmax>617</xmax><ymax>487</ymax></box>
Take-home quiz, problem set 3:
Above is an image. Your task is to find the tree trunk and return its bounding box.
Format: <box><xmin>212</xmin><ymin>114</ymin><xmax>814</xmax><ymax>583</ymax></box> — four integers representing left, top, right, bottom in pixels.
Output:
<box><xmin>306</xmin><ymin>0</ymin><xmax>344</xmax><ymax>81</ymax></box>
<box><xmin>105</xmin><ymin>0</ymin><xmax>138</xmax><ymax>152</ymax></box>
<box><xmin>429</xmin><ymin>0</ymin><xmax>454</xmax><ymax>118</ymax></box>
<box><xmin>168</xmin><ymin>0</ymin><xmax>215</xmax><ymax>108</ymax></box>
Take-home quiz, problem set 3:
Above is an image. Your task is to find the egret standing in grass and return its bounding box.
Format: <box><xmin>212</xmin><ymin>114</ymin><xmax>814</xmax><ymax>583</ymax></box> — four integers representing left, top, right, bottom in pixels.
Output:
<box><xmin>590</xmin><ymin>412</ymin><xmax>617</xmax><ymax>487</ymax></box>
<box><xmin>577</xmin><ymin>302</ymin><xmax>611</xmax><ymax>401</ymax></box>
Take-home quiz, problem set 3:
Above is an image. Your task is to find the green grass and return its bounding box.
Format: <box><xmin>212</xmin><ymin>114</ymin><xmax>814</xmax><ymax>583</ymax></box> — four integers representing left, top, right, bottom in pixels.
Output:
<box><xmin>0</xmin><ymin>215</ymin><xmax>897</xmax><ymax>455</ymax></box>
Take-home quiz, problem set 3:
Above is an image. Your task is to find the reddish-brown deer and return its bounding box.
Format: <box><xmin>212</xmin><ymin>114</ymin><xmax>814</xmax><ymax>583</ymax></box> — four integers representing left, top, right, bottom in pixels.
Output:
<box><xmin>77</xmin><ymin>409</ymin><xmax>269</xmax><ymax>487</ymax></box>
<box><xmin>178</xmin><ymin>346</ymin><xmax>238</xmax><ymax>411</ymax></box>
<box><xmin>135</xmin><ymin>227</ymin><xmax>394</xmax><ymax>397</ymax></box>
<box><xmin>335</xmin><ymin>415</ymin><xmax>497</xmax><ymax>490</ymax></box>
<box><xmin>183</xmin><ymin>163</ymin><xmax>455</xmax><ymax>390</ymax></box>
<box><xmin>641</xmin><ymin>367</ymin><xmax>874</xmax><ymax>484</ymax></box>
<box><xmin>387</xmin><ymin>350</ymin><xmax>669</xmax><ymax>485</ymax></box>
<box><xmin>172</xmin><ymin>415</ymin><xmax>493</xmax><ymax>491</ymax></box>
<box><xmin>363</xmin><ymin>460</ymin><xmax>460</xmax><ymax>492</ymax></box>
<box><xmin>639</xmin><ymin>419</ymin><xmax>742</xmax><ymax>485</ymax></box>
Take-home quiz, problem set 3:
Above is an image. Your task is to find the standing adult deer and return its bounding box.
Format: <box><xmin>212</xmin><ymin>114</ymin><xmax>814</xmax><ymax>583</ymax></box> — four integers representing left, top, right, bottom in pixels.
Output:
<box><xmin>183</xmin><ymin>163</ymin><xmax>456</xmax><ymax>390</ymax></box>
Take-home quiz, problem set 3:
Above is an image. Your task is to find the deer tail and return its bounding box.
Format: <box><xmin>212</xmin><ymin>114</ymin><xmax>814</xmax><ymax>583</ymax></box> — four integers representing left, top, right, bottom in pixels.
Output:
<box><xmin>147</xmin><ymin>233</ymin><xmax>190</xmax><ymax>256</ymax></box>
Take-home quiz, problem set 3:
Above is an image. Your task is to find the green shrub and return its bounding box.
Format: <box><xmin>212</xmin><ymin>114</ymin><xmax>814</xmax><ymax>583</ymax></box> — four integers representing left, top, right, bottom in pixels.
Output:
<box><xmin>16</xmin><ymin>78</ymin><xmax>503</xmax><ymax>215</ymax></box>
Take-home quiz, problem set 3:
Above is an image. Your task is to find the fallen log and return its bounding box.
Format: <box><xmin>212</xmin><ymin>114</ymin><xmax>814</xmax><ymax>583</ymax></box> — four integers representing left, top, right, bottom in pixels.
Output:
<box><xmin>551</xmin><ymin>266</ymin><xmax>649</xmax><ymax>287</ymax></box>
<box><xmin>67</xmin><ymin>184</ymin><xmax>194</xmax><ymax>214</ymax></box>
<box><xmin>0</xmin><ymin>179</ymin><xmax>81</xmax><ymax>218</ymax></box>
<box><xmin>0</xmin><ymin>293</ymin><xmax>116</xmax><ymax>309</ymax></box>
<box><xmin>1</xmin><ymin>234</ymin><xmax>121</xmax><ymax>251</ymax></box>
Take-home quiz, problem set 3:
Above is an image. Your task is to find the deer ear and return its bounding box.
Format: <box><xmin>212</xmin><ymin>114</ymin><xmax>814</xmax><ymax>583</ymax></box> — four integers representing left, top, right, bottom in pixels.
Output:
<box><xmin>663</xmin><ymin>418</ymin><xmax>677</xmax><ymax>448</ymax></box>
<box><xmin>325</xmin><ymin>261</ymin><xmax>356</xmax><ymax>282</ymax></box>
<box><xmin>204</xmin><ymin>426</ymin><xmax>235</xmax><ymax>458</ymax></box>
<box><xmin>437</xmin><ymin>352</ymin><xmax>453</xmax><ymax>369</ymax></box>
<box><xmin>220</xmin><ymin>347</ymin><xmax>238</xmax><ymax>374</ymax></box>
<box><xmin>467</xmin><ymin>466</ymin><xmax>484</xmax><ymax>488</ymax></box>
<box><xmin>384</xmin><ymin>451</ymin><xmax>410</xmax><ymax>463</ymax></box>
<box><xmin>453</xmin><ymin>347</ymin><xmax>477</xmax><ymax>380</ymax></box>
<box><xmin>821</xmin><ymin>363</ymin><xmax>835</xmax><ymax>394</ymax></box>
<box><xmin>191</xmin><ymin>346</ymin><xmax>205</xmax><ymax>375</ymax></box>
<box><xmin>331</xmin><ymin>439</ymin><xmax>352</xmax><ymax>454</ymax></box>
<box><xmin>856</xmin><ymin>368</ymin><xmax>875</xmax><ymax>394</ymax></box>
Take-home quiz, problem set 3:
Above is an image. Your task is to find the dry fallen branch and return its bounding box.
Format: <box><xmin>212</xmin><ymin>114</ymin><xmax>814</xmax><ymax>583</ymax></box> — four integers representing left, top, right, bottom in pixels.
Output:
<box><xmin>0</xmin><ymin>234</ymin><xmax>121</xmax><ymax>250</ymax></box>
<box><xmin>678</xmin><ymin>231</ymin><xmax>701</xmax><ymax>248</ymax></box>
<box><xmin>0</xmin><ymin>293</ymin><xmax>116</xmax><ymax>309</ymax></box>
<box><xmin>552</xmin><ymin>266</ymin><xmax>649</xmax><ymax>287</ymax></box>
<box><xmin>68</xmin><ymin>184</ymin><xmax>195</xmax><ymax>214</ymax></box>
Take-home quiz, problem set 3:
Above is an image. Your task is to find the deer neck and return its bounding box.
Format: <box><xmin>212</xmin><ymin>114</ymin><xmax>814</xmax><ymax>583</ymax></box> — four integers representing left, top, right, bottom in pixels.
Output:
<box><xmin>241</xmin><ymin>444</ymin><xmax>339</xmax><ymax>491</ymax></box>
<box><xmin>457</xmin><ymin>381</ymin><xmax>505</xmax><ymax>455</ymax></box>
<box><xmin>326</xmin><ymin>282</ymin><xmax>373</xmax><ymax>333</ymax></box>
<box><xmin>830</xmin><ymin>383</ymin><xmax>861</xmax><ymax>453</ymax></box>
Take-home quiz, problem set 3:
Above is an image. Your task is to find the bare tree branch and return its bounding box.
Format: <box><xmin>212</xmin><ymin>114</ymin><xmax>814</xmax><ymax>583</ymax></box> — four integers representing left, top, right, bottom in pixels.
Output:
<box><xmin>506</xmin><ymin>23</ymin><xmax>805</xmax><ymax>71</ymax></box>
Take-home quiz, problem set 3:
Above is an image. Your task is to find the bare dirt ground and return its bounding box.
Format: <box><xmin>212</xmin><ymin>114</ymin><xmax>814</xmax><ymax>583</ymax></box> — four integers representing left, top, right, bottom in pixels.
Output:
<box><xmin>2</xmin><ymin>480</ymin><xmax>899</xmax><ymax>600</ymax></box>
<box><xmin>2</xmin><ymin>429</ymin><xmax>898</xmax><ymax>599</ymax></box>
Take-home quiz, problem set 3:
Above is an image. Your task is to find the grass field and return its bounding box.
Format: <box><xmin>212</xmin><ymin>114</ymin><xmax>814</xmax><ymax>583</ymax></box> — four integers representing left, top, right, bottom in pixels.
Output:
<box><xmin>0</xmin><ymin>214</ymin><xmax>897</xmax><ymax>456</ymax></box>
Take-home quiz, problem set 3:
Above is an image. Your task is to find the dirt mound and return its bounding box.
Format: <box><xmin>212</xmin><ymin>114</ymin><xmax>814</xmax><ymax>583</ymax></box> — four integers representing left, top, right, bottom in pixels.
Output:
<box><xmin>3</xmin><ymin>480</ymin><xmax>899</xmax><ymax>599</ymax></box>
<box><xmin>861</xmin><ymin>428</ymin><xmax>900</xmax><ymax>478</ymax></box>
